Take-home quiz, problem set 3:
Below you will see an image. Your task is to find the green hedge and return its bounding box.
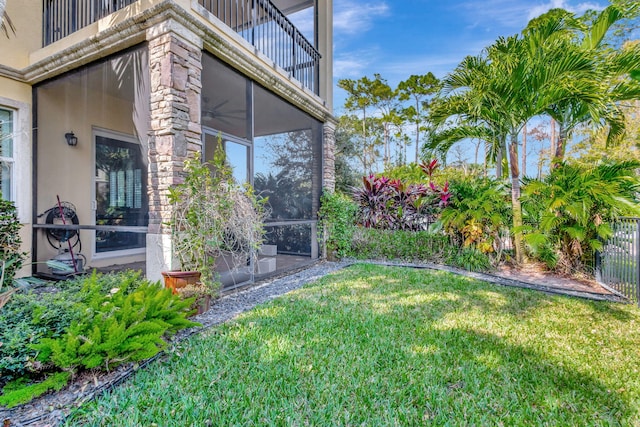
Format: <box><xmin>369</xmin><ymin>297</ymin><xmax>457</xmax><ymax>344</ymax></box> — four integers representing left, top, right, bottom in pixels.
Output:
<box><xmin>348</xmin><ymin>228</ymin><xmax>456</xmax><ymax>262</ymax></box>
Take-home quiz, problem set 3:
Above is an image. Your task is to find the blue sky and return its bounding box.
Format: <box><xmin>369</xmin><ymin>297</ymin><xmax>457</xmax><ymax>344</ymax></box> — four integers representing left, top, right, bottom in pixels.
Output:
<box><xmin>332</xmin><ymin>0</ymin><xmax>609</xmax><ymax>112</ymax></box>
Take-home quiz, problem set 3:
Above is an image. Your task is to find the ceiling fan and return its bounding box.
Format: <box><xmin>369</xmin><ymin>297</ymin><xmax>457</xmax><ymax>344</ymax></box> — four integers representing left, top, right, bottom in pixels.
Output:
<box><xmin>202</xmin><ymin>97</ymin><xmax>245</xmax><ymax>125</ymax></box>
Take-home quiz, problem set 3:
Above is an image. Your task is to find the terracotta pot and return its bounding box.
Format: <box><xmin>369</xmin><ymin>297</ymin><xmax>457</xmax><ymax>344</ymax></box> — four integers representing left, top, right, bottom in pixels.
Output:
<box><xmin>161</xmin><ymin>271</ymin><xmax>201</xmax><ymax>294</ymax></box>
<box><xmin>195</xmin><ymin>294</ymin><xmax>211</xmax><ymax>315</ymax></box>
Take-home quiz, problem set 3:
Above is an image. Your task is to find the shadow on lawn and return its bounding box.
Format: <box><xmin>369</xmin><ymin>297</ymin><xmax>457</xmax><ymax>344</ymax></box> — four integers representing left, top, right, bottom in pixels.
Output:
<box><xmin>66</xmin><ymin>263</ymin><xmax>636</xmax><ymax>425</ymax></box>
<box><xmin>235</xmin><ymin>280</ymin><xmax>633</xmax><ymax>423</ymax></box>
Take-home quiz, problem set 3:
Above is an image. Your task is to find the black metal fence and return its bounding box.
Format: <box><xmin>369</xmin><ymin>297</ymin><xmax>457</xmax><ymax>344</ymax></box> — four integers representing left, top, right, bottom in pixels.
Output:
<box><xmin>198</xmin><ymin>0</ymin><xmax>320</xmax><ymax>94</ymax></box>
<box><xmin>596</xmin><ymin>217</ymin><xmax>640</xmax><ymax>306</ymax></box>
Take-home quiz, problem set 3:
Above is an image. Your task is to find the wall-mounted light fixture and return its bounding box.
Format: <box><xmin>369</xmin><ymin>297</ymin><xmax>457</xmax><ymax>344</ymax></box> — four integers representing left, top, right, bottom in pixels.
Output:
<box><xmin>65</xmin><ymin>131</ymin><xmax>78</xmax><ymax>147</ymax></box>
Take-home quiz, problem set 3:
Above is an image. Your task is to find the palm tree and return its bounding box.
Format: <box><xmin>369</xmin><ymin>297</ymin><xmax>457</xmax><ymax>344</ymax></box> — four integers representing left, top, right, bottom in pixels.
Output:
<box><xmin>530</xmin><ymin>6</ymin><xmax>640</xmax><ymax>165</ymax></box>
<box><xmin>428</xmin><ymin>55</ymin><xmax>504</xmax><ymax>175</ymax></box>
<box><xmin>0</xmin><ymin>0</ymin><xmax>15</xmax><ymax>38</ymax></box>
<box><xmin>521</xmin><ymin>160</ymin><xmax>640</xmax><ymax>273</ymax></box>
<box><xmin>430</xmin><ymin>15</ymin><xmax>601</xmax><ymax>264</ymax></box>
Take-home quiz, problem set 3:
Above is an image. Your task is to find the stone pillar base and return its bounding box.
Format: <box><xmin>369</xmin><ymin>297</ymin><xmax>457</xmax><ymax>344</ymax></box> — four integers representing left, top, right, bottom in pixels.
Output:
<box><xmin>146</xmin><ymin>233</ymin><xmax>178</xmax><ymax>283</ymax></box>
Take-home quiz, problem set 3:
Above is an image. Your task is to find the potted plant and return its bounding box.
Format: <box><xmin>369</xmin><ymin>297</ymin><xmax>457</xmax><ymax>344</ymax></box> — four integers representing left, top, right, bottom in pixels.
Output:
<box><xmin>165</xmin><ymin>149</ymin><xmax>228</xmax><ymax>297</ymax></box>
<box><xmin>175</xmin><ymin>282</ymin><xmax>214</xmax><ymax>315</ymax></box>
<box><xmin>164</xmin><ymin>142</ymin><xmax>266</xmax><ymax>298</ymax></box>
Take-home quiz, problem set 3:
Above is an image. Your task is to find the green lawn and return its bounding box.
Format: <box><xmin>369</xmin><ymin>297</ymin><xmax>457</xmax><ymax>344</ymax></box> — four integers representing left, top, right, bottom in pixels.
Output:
<box><xmin>67</xmin><ymin>264</ymin><xmax>640</xmax><ymax>426</ymax></box>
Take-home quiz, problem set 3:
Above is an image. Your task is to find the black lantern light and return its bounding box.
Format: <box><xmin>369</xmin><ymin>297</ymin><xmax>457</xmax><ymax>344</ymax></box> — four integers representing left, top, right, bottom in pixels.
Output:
<box><xmin>65</xmin><ymin>131</ymin><xmax>78</xmax><ymax>147</ymax></box>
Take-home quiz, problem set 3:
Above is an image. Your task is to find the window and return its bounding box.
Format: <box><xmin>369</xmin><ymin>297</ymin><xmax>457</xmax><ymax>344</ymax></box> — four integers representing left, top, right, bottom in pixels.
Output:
<box><xmin>0</xmin><ymin>108</ymin><xmax>14</xmax><ymax>201</ymax></box>
<box><xmin>95</xmin><ymin>133</ymin><xmax>148</xmax><ymax>253</ymax></box>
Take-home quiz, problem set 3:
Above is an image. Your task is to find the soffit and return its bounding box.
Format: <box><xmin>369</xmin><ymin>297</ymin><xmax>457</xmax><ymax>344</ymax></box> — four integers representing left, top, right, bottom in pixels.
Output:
<box><xmin>271</xmin><ymin>0</ymin><xmax>314</xmax><ymax>15</ymax></box>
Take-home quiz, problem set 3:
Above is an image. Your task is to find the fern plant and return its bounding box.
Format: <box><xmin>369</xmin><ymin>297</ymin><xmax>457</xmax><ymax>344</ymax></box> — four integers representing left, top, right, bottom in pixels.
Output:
<box><xmin>33</xmin><ymin>273</ymin><xmax>198</xmax><ymax>373</ymax></box>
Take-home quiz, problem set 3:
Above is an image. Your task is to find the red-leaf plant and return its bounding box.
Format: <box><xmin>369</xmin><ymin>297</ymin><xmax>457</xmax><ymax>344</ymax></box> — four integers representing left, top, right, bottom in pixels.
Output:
<box><xmin>353</xmin><ymin>160</ymin><xmax>450</xmax><ymax>231</ymax></box>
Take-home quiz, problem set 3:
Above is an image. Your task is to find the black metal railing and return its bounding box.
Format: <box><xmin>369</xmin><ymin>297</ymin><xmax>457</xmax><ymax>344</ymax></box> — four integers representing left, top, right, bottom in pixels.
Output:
<box><xmin>198</xmin><ymin>0</ymin><xmax>320</xmax><ymax>94</ymax></box>
<box><xmin>43</xmin><ymin>0</ymin><xmax>320</xmax><ymax>94</ymax></box>
<box><xmin>596</xmin><ymin>217</ymin><xmax>640</xmax><ymax>306</ymax></box>
<box><xmin>43</xmin><ymin>0</ymin><xmax>138</xmax><ymax>46</ymax></box>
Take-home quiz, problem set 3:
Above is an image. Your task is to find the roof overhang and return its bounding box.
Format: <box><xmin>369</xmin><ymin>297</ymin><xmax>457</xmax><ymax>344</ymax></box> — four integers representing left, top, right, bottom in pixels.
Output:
<box><xmin>272</xmin><ymin>0</ymin><xmax>314</xmax><ymax>15</ymax></box>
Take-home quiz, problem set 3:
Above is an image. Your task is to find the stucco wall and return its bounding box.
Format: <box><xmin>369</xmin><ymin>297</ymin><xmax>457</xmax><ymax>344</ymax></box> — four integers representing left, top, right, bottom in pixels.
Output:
<box><xmin>35</xmin><ymin>74</ymin><xmax>144</xmax><ymax>269</ymax></box>
<box><xmin>0</xmin><ymin>0</ymin><xmax>42</xmax><ymax>69</ymax></box>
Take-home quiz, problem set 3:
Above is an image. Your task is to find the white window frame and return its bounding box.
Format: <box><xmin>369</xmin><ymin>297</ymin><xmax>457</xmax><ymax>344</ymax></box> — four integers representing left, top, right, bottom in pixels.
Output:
<box><xmin>0</xmin><ymin>108</ymin><xmax>15</xmax><ymax>202</ymax></box>
<box><xmin>0</xmin><ymin>98</ymin><xmax>31</xmax><ymax>224</ymax></box>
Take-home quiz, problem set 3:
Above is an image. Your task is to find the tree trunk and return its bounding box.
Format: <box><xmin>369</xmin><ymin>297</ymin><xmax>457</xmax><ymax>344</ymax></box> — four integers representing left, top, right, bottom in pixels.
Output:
<box><xmin>483</xmin><ymin>143</ymin><xmax>488</xmax><ymax>178</ymax></box>
<box><xmin>474</xmin><ymin>139</ymin><xmax>480</xmax><ymax>165</ymax></box>
<box><xmin>362</xmin><ymin>109</ymin><xmax>368</xmax><ymax>174</ymax></box>
<box><xmin>415</xmin><ymin>99</ymin><xmax>420</xmax><ymax>163</ymax></box>
<box><xmin>553</xmin><ymin>121</ymin><xmax>568</xmax><ymax>167</ymax></box>
<box><xmin>496</xmin><ymin>141</ymin><xmax>503</xmax><ymax>179</ymax></box>
<box><xmin>550</xmin><ymin>118</ymin><xmax>556</xmax><ymax>162</ymax></box>
<box><xmin>522</xmin><ymin>123</ymin><xmax>527</xmax><ymax>177</ymax></box>
<box><xmin>509</xmin><ymin>132</ymin><xmax>525</xmax><ymax>264</ymax></box>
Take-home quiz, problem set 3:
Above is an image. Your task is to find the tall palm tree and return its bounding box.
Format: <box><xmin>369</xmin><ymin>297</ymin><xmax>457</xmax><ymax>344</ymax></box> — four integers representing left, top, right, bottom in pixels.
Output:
<box><xmin>530</xmin><ymin>5</ymin><xmax>640</xmax><ymax>164</ymax></box>
<box><xmin>428</xmin><ymin>55</ymin><xmax>509</xmax><ymax>178</ymax></box>
<box><xmin>430</xmin><ymin>15</ymin><xmax>600</xmax><ymax>264</ymax></box>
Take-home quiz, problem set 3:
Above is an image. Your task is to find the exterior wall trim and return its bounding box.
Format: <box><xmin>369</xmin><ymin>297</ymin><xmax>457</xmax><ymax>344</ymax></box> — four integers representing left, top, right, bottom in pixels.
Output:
<box><xmin>3</xmin><ymin>0</ymin><xmax>332</xmax><ymax>123</ymax></box>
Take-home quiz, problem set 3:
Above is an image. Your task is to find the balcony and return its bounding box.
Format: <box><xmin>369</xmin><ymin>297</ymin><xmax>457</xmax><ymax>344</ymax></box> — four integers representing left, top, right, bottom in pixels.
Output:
<box><xmin>42</xmin><ymin>0</ymin><xmax>320</xmax><ymax>94</ymax></box>
<box><xmin>43</xmin><ymin>0</ymin><xmax>137</xmax><ymax>45</ymax></box>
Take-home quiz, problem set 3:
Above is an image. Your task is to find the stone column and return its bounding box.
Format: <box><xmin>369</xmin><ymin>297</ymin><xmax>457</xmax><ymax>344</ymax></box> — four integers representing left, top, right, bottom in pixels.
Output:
<box><xmin>145</xmin><ymin>20</ymin><xmax>203</xmax><ymax>282</ymax></box>
<box><xmin>322</xmin><ymin>120</ymin><xmax>336</xmax><ymax>193</ymax></box>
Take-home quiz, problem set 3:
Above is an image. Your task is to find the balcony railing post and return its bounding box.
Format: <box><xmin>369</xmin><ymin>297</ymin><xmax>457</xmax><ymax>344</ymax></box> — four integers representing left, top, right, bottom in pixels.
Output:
<box><xmin>251</xmin><ymin>0</ymin><xmax>256</xmax><ymax>46</ymax></box>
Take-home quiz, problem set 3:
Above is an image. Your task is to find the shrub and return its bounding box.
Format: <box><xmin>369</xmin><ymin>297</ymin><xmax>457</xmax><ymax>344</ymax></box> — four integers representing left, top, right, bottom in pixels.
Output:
<box><xmin>448</xmin><ymin>247</ymin><xmax>492</xmax><ymax>272</ymax></box>
<box><xmin>33</xmin><ymin>274</ymin><xmax>197</xmax><ymax>373</ymax></box>
<box><xmin>318</xmin><ymin>191</ymin><xmax>358</xmax><ymax>259</ymax></box>
<box><xmin>439</xmin><ymin>177</ymin><xmax>512</xmax><ymax>265</ymax></box>
<box><xmin>0</xmin><ymin>199</ymin><xmax>25</xmax><ymax>288</ymax></box>
<box><xmin>169</xmin><ymin>146</ymin><xmax>266</xmax><ymax>294</ymax></box>
<box><xmin>0</xmin><ymin>372</ymin><xmax>70</xmax><ymax>409</ymax></box>
<box><xmin>0</xmin><ymin>271</ymin><xmax>196</xmax><ymax>381</ymax></box>
<box><xmin>348</xmin><ymin>228</ymin><xmax>458</xmax><ymax>264</ymax></box>
<box><xmin>352</xmin><ymin>164</ymin><xmax>450</xmax><ymax>231</ymax></box>
<box><xmin>521</xmin><ymin>161</ymin><xmax>640</xmax><ymax>273</ymax></box>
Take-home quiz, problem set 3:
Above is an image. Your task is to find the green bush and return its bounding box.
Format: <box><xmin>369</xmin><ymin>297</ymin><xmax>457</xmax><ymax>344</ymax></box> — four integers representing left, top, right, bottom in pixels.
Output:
<box><xmin>33</xmin><ymin>274</ymin><xmax>197</xmax><ymax>373</ymax></box>
<box><xmin>318</xmin><ymin>191</ymin><xmax>358</xmax><ymax>259</ymax></box>
<box><xmin>448</xmin><ymin>247</ymin><xmax>492</xmax><ymax>272</ymax></box>
<box><xmin>0</xmin><ymin>199</ymin><xmax>25</xmax><ymax>287</ymax></box>
<box><xmin>0</xmin><ymin>372</ymin><xmax>70</xmax><ymax>408</ymax></box>
<box><xmin>521</xmin><ymin>161</ymin><xmax>640</xmax><ymax>273</ymax></box>
<box><xmin>439</xmin><ymin>177</ymin><xmax>511</xmax><ymax>265</ymax></box>
<box><xmin>0</xmin><ymin>271</ymin><xmax>196</xmax><ymax>380</ymax></box>
<box><xmin>348</xmin><ymin>228</ymin><xmax>458</xmax><ymax>264</ymax></box>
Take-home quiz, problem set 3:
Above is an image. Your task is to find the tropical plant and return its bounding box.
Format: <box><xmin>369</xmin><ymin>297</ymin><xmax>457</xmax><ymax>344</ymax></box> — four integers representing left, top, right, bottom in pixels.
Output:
<box><xmin>318</xmin><ymin>191</ymin><xmax>358</xmax><ymax>259</ymax></box>
<box><xmin>529</xmin><ymin>5</ymin><xmax>640</xmax><ymax>165</ymax></box>
<box><xmin>33</xmin><ymin>273</ymin><xmax>197</xmax><ymax>373</ymax></box>
<box><xmin>439</xmin><ymin>177</ymin><xmax>512</xmax><ymax>265</ymax></box>
<box><xmin>521</xmin><ymin>160</ymin><xmax>640</xmax><ymax>273</ymax></box>
<box><xmin>428</xmin><ymin>7</ymin><xmax>619</xmax><ymax>263</ymax></box>
<box><xmin>352</xmin><ymin>162</ymin><xmax>450</xmax><ymax>232</ymax></box>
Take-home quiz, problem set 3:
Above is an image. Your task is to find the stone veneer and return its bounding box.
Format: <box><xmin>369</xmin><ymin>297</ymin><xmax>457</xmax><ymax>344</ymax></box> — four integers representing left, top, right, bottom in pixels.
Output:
<box><xmin>322</xmin><ymin>121</ymin><xmax>336</xmax><ymax>193</ymax></box>
<box><xmin>146</xmin><ymin>20</ymin><xmax>203</xmax><ymax>280</ymax></box>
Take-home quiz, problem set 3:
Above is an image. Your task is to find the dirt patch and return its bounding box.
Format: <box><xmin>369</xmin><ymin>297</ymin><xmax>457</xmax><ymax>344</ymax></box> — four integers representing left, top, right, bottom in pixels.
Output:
<box><xmin>493</xmin><ymin>262</ymin><xmax>611</xmax><ymax>295</ymax></box>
